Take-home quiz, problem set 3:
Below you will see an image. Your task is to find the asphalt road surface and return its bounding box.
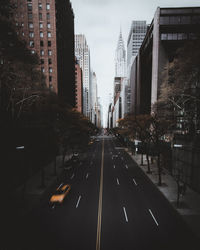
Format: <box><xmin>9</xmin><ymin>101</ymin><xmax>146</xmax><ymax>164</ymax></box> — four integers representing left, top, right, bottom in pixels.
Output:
<box><xmin>7</xmin><ymin>135</ymin><xmax>199</xmax><ymax>250</ymax></box>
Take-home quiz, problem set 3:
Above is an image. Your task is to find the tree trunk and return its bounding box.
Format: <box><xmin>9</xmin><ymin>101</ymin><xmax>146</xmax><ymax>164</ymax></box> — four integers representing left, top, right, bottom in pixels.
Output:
<box><xmin>141</xmin><ymin>153</ymin><xmax>144</xmax><ymax>166</ymax></box>
<box><xmin>177</xmin><ymin>180</ymin><xmax>181</xmax><ymax>208</ymax></box>
<box><xmin>54</xmin><ymin>157</ymin><xmax>57</xmax><ymax>176</ymax></box>
<box><xmin>40</xmin><ymin>167</ymin><xmax>45</xmax><ymax>188</ymax></box>
<box><xmin>146</xmin><ymin>154</ymin><xmax>151</xmax><ymax>173</ymax></box>
<box><xmin>62</xmin><ymin>152</ymin><xmax>66</xmax><ymax>167</ymax></box>
<box><xmin>157</xmin><ymin>153</ymin><xmax>162</xmax><ymax>186</ymax></box>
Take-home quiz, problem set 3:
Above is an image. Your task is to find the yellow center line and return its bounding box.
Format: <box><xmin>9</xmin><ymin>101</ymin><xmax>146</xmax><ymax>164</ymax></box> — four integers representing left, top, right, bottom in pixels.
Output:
<box><xmin>96</xmin><ymin>138</ymin><xmax>104</xmax><ymax>250</ymax></box>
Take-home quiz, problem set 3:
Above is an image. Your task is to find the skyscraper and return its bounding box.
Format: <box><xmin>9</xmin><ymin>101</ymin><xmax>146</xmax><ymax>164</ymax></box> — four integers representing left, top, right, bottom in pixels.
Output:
<box><xmin>115</xmin><ymin>29</ymin><xmax>126</xmax><ymax>77</ymax></box>
<box><xmin>91</xmin><ymin>72</ymin><xmax>98</xmax><ymax>124</ymax></box>
<box><xmin>75</xmin><ymin>57</ymin><xmax>83</xmax><ymax>113</ymax></box>
<box><xmin>127</xmin><ymin>21</ymin><xmax>147</xmax><ymax>68</ymax></box>
<box><xmin>75</xmin><ymin>34</ymin><xmax>91</xmax><ymax>117</ymax></box>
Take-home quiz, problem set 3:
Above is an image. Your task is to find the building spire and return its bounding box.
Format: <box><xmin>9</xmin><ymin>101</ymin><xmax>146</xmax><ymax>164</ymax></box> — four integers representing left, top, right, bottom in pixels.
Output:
<box><xmin>117</xmin><ymin>28</ymin><xmax>125</xmax><ymax>52</ymax></box>
<box><xmin>115</xmin><ymin>27</ymin><xmax>126</xmax><ymax>77</ymax></box>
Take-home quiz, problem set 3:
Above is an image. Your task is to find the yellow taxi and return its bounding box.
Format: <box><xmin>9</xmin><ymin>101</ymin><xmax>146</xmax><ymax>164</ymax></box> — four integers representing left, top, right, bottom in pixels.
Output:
<box><xmin>88</xmin><ymin>138</ymin><xmax>95</xmax><ymax>145</ymax></box>
<box><xmin>50</xmin><ymin>184</ymin><xmax>71</xmax><ymax>205</ymax></box>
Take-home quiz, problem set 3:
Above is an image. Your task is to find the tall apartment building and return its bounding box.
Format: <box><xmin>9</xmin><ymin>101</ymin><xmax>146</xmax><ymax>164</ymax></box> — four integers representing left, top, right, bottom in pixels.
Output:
<box><xmin>91</xmin><ymin>72</ymin><xmax>98</xmax><ymax>124</ymax></box>
<box><xmin>75</xmin><ymin>57</ymin><xmax>83</xmax><ymax>113</ymax></box>
<box><xmin>115</xmin><ymin>30</ymin><xmax>126</xmax><ymax>77</ymax></box>
<box><xmin>13</xmin><ymin>0</ymin><xmax>75</xmax><ymax>106</ymax></box>
<box><xmin>75</xmin><ymin>34</ymin><xmax>91</xmax><ymax>117</ymax></box>
<box><xmin>127</xmin><ymin>21</ymin><xmax>147</xmax><ymax>69</ymax></box>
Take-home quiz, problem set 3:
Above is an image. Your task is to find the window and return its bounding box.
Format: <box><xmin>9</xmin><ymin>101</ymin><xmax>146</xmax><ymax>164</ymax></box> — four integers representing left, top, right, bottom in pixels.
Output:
<box><xmin>41</xmin><ymin>67</ymin><xmax>45</xmax><ymax>73</ymax></box>
<box><xmin>178</xmin><ymin>33</ymin><xmax>187</xmax><ymax>40</ymax></box>
<box><xmin>181</xmin><ymin>16</ymin><xmax>191</xmax><ymax>24</ymax></box>
<box><xmin>47</xmin><ymin>32</ymin><xmax>51</xmax><ymax>38</ymax></box>
<box><xmin>169</xmin><ymin>16</ymin><xmax>181</xmax><ymax>25</ymax></box>
<box><xmin>40</xmin><ymin>32</ymin><xmax>43</xmax><ymax>38</ymax></box>
<box><xmin>46</xmin><ymin>3</ymin><xmax>50</xmax><ymax>10</ymax></box>
<box><xmin>28</xmin><ymin>13</ymin><xmax>32</xmax><ymax>19</ymax></box>
<box><xmin>40</xmin><ymin>50</ymin><xmax>44</xmax><ymax>56</ymax></box>
<box><xmin>49</xmin><ymin>76</ymin><xmax>52</xmax><ymax>82</ymax></box>
<box><xmin>29</xmin><ymin>41</ymin><xmax>34</xmax><ymax>47</ymax></box>
<box><xmin>39</xmin><ymin>13</ymin><xmax>42</xmax><ymax>20</ymax></box>
<box><xmin>172</xmin><ymin>33</ymin><xmax>178</xmax><ymax>40</ymax></box>
<box><xmin>38</xmin><ymin>3</ymin><xmax>42</xmax><ymax>10</ymax></box>
<box><xmin>21</xmin><ymin>22</ymin><xmax>24</xmax><ymax>27</ymax></box>
<box><xmin>29</xmin><ymin>32</ymin><xmax>34</xmax><ymax>38</ymax></box>
<box><xmin>48</xmin><ymin>41</ymin><xmax>51</xmax><ymax>46</ymax></box>
<box><xmin>28</xmin><ymin>22</ymin><xmax>33</xmax><ymax>28</ymax></box>
<box><xmin>160</xmin><ymin>16</ymin><xmax>169</xmax><ymax>25</ymax></box>
<box><xmin>40</xmin><ymin>41</ymin><xmax>44</xmax><ymax>46</ymax></box>
<box><xmin>48</xmin><ymin>50</ymin><xmax>52</xmax><ymax>56</ymax></box>
<box><xmin>47</xmin><ymin>23</ymin><xmax>51</xmax><ymax>29</ymax></box>
<box><xmin>189</xmin><ymin>33</ymin><xmax>197</xmax><ymax>40</ymax></box>
<box><xmin>47</xmin><ymin>13</ymin><xmax>50</xmax><ymax>19</ymax></box>
<box><xmin>168</xmin><ymin>33</ymin><xmax>173</xmax><ymax>40</ymax></box>
<box><xmin>49</xmin><ymin>83</ymin><xmax>53</xmax><ymax>90</ymax></box>
<box><xmin>48</xmin><ymin>58</ymin><xmax>52</xmax><ymax>64</ymax></box>
<box><xmin>27</xmin><ymin>3</ymin><xmax>32</xmax><ymax>11</ymax></box>
<box><xmin>161</xmin><ymin>33</ymin><xmax>167</xmax><ymax>40</ymax></box>
<box><xmin>49</xmin><ymin>67</ymin><xmax>52</xmax><ymax>73</ymax></box>
<box><xmin>31</xmin><ymin>50</ymin><xmax>35</xmax><ymax>54</ymax></box>
<box><xmin>41</xmin><ymin>59</ymin><xmax>44</xmax><ymax>64</ymax></box>
<box><xmin>39</xmin><ymin>22</ymin><xmax>43</xmax><ymax>29</ymax></box>
<box><xmin>192</xmin><ymin>15</ymin><xmax>200</xmax><ymax>24</ymax></box>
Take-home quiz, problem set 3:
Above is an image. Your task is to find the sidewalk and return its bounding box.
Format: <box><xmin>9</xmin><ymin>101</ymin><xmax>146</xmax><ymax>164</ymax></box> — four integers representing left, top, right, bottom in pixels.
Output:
<box><xmin>12</xmin><ymin>154</ymin><xmax>72</xmax><ymax>217</ymax></box>
<box><xmin>125</xmin><ymin>148</ymin><xmax>200</xmax><ymax>240</ymax></box>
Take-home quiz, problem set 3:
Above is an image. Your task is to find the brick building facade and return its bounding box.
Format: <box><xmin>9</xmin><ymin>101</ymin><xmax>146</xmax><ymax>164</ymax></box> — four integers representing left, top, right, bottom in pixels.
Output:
<box><xmin>75</xmin><ymin>58</ymin><xmax>83</xmax><ymax>113</ymax></box>
<box><xmin>13</xmin><ymin>0</ymin><xmax>75</xmax><ymax>106</ymax></box>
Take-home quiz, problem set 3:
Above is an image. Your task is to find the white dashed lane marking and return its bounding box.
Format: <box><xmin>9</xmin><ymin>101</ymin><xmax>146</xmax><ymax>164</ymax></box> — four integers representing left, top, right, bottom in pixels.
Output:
<box><xmin>133</xmin><ymin>178</ymin><xmax>137</xmax><ymax>186</ymax></box>
<box><xmin>76</xmin><ymin>196</ymin><xmax>82</xmax><ymax>208</ymax></box>
<box><xmin>149</xmin><ymin>209</ymin><xmax>159</xmax><ymax>226</ymax></box>
<box><xmin>123</xmin><ymin>207</ymin><xmax>128</xmax><ymax>222</ymax></box>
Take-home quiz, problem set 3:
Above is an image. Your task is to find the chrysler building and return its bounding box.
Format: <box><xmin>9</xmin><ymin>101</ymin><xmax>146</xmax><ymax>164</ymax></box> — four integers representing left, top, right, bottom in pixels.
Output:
<box><xmin>115</xmin><ymin>29</ymin><xmax>126</xmax><ymax>77</ymax></box>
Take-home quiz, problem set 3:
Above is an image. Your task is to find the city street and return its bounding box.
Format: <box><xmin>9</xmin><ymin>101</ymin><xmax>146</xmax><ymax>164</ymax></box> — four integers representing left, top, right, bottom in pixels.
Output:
<box><xmin>9</xmin><ymin>135</ymin><xmax>198</xmax><ymax>250</ymax></box>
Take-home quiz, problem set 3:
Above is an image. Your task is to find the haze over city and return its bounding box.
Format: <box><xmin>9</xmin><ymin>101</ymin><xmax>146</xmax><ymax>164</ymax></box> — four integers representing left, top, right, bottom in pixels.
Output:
<box><xmin>71</xmin><ymin>0</ymin><xmax>200</xmax><ymax>126</ymax></box>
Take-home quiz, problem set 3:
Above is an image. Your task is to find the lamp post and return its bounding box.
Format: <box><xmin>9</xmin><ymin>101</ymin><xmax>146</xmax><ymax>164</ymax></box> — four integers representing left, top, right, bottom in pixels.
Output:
<box><xmin>16</xmin><ymin>145</ymin><xmax>26</xmax><ymax>198</ymax></box>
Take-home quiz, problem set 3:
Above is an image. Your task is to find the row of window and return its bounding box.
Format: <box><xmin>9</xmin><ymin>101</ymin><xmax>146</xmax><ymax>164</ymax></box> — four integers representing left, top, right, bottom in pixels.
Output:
<box><xmin>161</xmin><ymin>32</ymin><xmax>197</xmax><ymax>40</ymax></box>
<box><xmin>40</xmin><ymin>50</ymin><xmax>52</xmax><ymax>56</ymax></box>
<box><xmin>27</xmin><ymin>3</ymin><xmax>50</xmax><ymax>11</ymax></box>
<box><xmin>160</xmin><ymin>8</ymin><xmax>200</xmax><ymax>15</ymax></box>
<box><xmin>41</xmin><ymin>67</ymin><xmax>53</xmax><ymax>73</ymax></box>
<box><xmin>160</xmin><ymin>15</ymin><xmax>200</xmax><ymax>25</ymax></box>
<box><xmin>41</xmin><ymin>58</ymin><xmax>52</xmax><ymax>64</ymax></box>
<box><xmin>29</xmin><ymin>31</ymin><xmax>51</xmax><ymax>38</ymax></box>
<box><xmin>30</xmin><ymin>40</ymin><xmax>52</xmax><ymax>47</ymax></box>
<box><xmin>28</xmin><ymin>22</ymin><xmax>51</xmax><ymax>29</ymax></box>
<box><xmin>28</xmin><ymin>12</ymin><xmax>50</xmax><ymax>20</ymax></box>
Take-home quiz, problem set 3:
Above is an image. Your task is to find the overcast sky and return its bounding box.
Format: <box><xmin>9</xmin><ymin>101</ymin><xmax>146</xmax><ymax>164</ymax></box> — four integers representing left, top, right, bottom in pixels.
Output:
<box><xmin>70</xmin><ymin>0</ymin><xmax>200</xmax><ymax>126</ymax></box>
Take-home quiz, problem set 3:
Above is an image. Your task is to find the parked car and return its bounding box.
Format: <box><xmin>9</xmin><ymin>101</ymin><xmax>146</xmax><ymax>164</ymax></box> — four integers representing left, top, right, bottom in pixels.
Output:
<box><xmin>49</xmin><ymin>184</ymin><xmax>71</xmax><ymax>206</ymax></box>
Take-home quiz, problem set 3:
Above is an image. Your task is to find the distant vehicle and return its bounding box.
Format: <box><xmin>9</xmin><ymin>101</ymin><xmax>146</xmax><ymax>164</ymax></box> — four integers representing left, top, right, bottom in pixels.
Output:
<box><xmin>64</xmin><ymin>153</ymin><xmax>79</xmax><ymax>170</ymax></box>
<box><xmin>71</xmin><ymin>153</ymin><xmax>79</xmax><ymax>163</ymax></box>
<box><xmin>88</xmin><ymin>138</ymin><xmax>95</xmax><ymax>145</ymax></box>
<box><xmin>49</xmin><ymin>184</ymin><xmax>71</xmax><ymax>206</ymax></box>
